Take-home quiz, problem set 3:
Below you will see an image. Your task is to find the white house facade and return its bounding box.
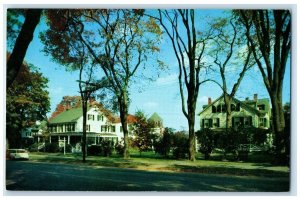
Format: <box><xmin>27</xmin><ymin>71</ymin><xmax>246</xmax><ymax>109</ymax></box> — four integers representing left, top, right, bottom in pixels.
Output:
<box><xmin>47</xmin><ymin>102</ymin><xmax>135</xmax><ymax>148</ymax></box>
<box><xmin>199</xmin><ymin>94</ymin><xmax>271</xmax><ymax>130</ymax></box>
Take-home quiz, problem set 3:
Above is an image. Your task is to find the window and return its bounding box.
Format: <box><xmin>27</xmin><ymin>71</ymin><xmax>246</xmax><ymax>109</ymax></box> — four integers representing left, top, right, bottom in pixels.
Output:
<box><xmin>221</xmin><ymin>104</ymin><xmax>226</xmax><ymax>113</ymax></box>
<box><xmin>259</xmin><ymin>118</ymin><xmax>267</xmax><ymax>127</ymax></box>
<box><xmin>212</xmin><ymin>106</ymin><xmax>216</xmax><ymax>113</ymax></box>
<box><xmin>111</xmin><ymin>125</ymin><xmax>116</xmax><ymax>132</ymax></box>
<box><xmin>97</xmin><ymin>115</ymin><xmax>101</xmax><ymax>121</ymax></box>
<box><xmin>86</xmin><ymin>124</ymin><xmax>90</xmax><ymax>131</ymax></box>
<box><xmin>217</xmin><ymin>105</ymin><xmax>221</xmax><ymax>113</ymax></box>
<box><xmin>88</xmin><ymin>114</ymin><xmax>94</xmax><ymax>121</ymax></box>
<box><xmin>101</xmin><ymin>125</ymin><xmax>108</xmax><ymax>132</ymax></box>
<box><xmin>203</xmin><ymin>119</ymin><xmax>213</xmax><ymax>128</ymax></box>
<box><xmin>213</xmin><ymin>118</ymin><xmax>220</xmax><ymax>127</ymax></box>
<box><xmin>258</xmin><ymin>105</ymin><xmax>265</xmax><ymax>111</ymax></box>
<box><xmin>231</xmin><ymin>104</ymin><xmax>236</xmax><ymax>111</ymax></box>
<box><xmin>244</xmin><ymin>116</ymin><xmax>252</xmax><ymax>126</ymax></box>
<box><xmin>236</xmin><ymin>103</ymin><xmax>241</xmax><ymax>111</ymax></box>
<box><xmin>66</xmin><ymin>124</ymin><xmax>75</xmax><ymax>132</ymax></box>
<box><xmin>120</xmin><ymin>126</ymin><xmax>123</xmax><ymax>132</ymax></box>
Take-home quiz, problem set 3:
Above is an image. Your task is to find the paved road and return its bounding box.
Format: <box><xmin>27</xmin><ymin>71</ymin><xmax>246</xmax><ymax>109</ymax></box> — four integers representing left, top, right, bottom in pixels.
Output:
<box><xmin>6</xmin><ymin>161</ymin><xmax>289</xmax><ymax>192</ymax></box>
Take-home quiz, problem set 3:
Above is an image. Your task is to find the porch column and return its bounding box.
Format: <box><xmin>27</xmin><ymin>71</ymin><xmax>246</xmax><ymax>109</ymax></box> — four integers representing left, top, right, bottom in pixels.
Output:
<box><xmin>50</xmin><ymin>136</ymin><xmax>52</xmax><ymax>143</ymax></box>
<box><xmin>68</xmin><ymin>135</ymin><xmax>70</xmax><ymax>144</ymax></box>
<box><xmin>95</xmin><ymin>137</ymin><xmax>97</xmax><ymax>145</ymax></box>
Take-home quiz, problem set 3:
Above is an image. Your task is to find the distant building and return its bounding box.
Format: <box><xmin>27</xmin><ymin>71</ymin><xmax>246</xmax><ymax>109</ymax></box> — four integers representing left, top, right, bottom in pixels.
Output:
<box><xmin>198</xmin><ymin>94</ymin><xmax>271</xmax><ymax>129</ymax></box>
<box><xmin>148</xmin><ymin>112</ymin><xmax>164</xmax><ymax>134</ymax></box>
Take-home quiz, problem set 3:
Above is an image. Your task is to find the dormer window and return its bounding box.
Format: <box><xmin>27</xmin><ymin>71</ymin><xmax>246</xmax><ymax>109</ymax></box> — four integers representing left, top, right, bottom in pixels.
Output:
<box><xmin>212</xmin><ymin>106</ymin><xmax>216</xmax><ymax>113</ymax></box>
<box><xmin>258</xmin><ymin>105</ymin><xmax>265</xmax><ymax>111</ymax></box>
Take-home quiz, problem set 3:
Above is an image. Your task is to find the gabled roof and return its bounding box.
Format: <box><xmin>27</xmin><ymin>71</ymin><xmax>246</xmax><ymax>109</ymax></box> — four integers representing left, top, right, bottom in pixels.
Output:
<box><xmin>49</xmin><ymin>101</ymin><xmax>136</xmax><ymax>124</ymax></box>
<box><xmin>148</xmin><ymin>112</ymin><xmax>163</xmax><ymax>122</ymax></box>
<box><xmin>49</xmin><ymin>107</ymin><xmax>86</xmax><ymax>124</ymax></box>
<box><xmin>198</xmin><ymin>94</ymin><xmax>268</xmax><ymax>116</ymax></box>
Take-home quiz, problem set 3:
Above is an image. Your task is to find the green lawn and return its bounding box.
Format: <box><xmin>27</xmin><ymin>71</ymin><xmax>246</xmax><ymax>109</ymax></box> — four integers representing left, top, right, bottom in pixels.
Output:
<box><xmin>28</xmin><ymin>150</ymin><xmax>289</xmax><ymax>178</ymax></box>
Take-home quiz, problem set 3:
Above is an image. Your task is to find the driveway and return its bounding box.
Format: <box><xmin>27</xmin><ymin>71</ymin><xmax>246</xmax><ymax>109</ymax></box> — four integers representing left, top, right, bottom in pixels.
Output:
<box><xmin>6</xmin><ymin>160</ymin><xmax>289</xmax><ymax>192</ymax></box>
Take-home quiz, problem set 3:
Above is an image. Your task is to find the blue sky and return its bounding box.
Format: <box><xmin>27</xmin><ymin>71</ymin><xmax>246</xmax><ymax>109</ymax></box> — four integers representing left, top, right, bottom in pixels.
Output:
<box><xmin>20</xmin><ymin>10</ymin><xmax>291</xmax><ymax>131</ymax></box>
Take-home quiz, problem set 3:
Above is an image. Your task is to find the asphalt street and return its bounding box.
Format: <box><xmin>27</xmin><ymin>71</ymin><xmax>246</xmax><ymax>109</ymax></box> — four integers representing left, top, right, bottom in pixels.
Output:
<box><xmin>5</xmin><ymin>160</ymin><xmax>290</xmax><ymax>192</ymax></box>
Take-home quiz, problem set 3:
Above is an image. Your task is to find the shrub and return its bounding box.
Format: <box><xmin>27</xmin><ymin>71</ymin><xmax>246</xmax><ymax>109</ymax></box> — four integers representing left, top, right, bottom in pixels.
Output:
<box><xmin>101</xmin><ymin>140</ymin><xmax>114</xmax><ymax>157</ymax></box>
<box><xmin>28</xmin><ymin>143</ymin><xmax>39</xmax><ymax>152</ymax></box>
<box><xmin>59</xmin><ymin>144</ymin><xmax>72</xmax><ymax>153</ymax></box>
<box><xmin>45</xmin><ymin>143</ymin><xmax>59</xmax><ymax>153</ymax></box>
<box><xmin>87</xmin><ymin>145</ymin><xmax>101</xmax><ymax>156</ymax></box>
<box><xmin>172</xmin><ymin>131</ymin><xmax>189</xmax><ymax>159</ymax></box>
<box><xmin>115</xmin><ymin>141</ymin><xmax>125</xmax><ymax>156</ymax></box>
<box><xmin>196</xmin><ymin>129</ymin><xmax>216</xmax><ymax>160</ymax></box>
<box><xmin>153</xmin><ymin>127</ymin><xmax>174</xmax><ymax>157</ymax></box>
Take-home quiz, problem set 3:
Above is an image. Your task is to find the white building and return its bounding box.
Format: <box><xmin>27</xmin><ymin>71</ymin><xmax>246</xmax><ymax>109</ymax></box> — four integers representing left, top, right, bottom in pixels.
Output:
<box><xmin>47</xmin><ymin>101</ymin><xmax>136</xmax><ymax>147</ymax></box>
<box><xmin>199</xmin><ymin>94</ymin><xmax>271</xmax><ymax>129</ymax></box>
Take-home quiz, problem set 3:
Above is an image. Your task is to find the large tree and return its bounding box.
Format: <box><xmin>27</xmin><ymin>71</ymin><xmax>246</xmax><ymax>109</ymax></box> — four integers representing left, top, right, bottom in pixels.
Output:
<box><xmin>209</xmin><ymin>16</ymin><xmax>254</xmax><ymax>129</ymax></box>
<box><xmin>151</xmin><ymin>9</ymin><xmax>213</xmax><ymax>161</ymax></box>
<box><xmin>6</xmin><ymin>59</ymin><xmax>50</xmax><ymax>148</ymax></box>
<box><xmin>132</xmin><ymin>110</ymin><xmax>156</xmax><ymax>156</ymax></box>
<box><xmin>237</xmin><ymin>10</ymin><xmax>291</xmax><ymax>162</ymax></box>
<box><xmin>41</xmin><ymin>9</ymin><xmax>162</xmax><ymax>158</ymax></box>
<box><xmin>7</xmin><ymin>9</ymin><xmax>42</xmax><ymax>88</ymax></box>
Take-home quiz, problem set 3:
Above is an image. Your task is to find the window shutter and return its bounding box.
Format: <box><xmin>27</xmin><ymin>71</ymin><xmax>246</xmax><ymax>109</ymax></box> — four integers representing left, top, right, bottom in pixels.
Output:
<box><xmin>217</xmin><ymin>118</ymin><xmax>220</xmax><ymax>127</ymax></box>
<box><xmin>209</xmin><ymin>119</ymin><xmax>213</xmax><ymax>128</ymax></box>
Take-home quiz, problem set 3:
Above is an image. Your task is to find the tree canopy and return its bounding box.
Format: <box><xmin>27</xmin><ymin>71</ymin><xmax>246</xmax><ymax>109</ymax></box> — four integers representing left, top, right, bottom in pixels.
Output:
<box><xmin>6</xmin><ymin>58</ymin><xmax>50</xmax><ymax>148</ymax></box>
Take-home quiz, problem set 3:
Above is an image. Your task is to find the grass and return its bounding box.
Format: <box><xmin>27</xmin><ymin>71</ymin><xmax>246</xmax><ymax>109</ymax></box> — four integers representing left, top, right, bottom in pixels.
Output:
<box><xmin>28</xmin><ymin>150</ymin><xmax>289</xmax><ymax>178</ymax></box>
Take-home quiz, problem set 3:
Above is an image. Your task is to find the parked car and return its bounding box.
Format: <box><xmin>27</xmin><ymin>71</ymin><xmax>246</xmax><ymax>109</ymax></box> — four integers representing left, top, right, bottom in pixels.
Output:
<box><xmin>7</xmin><ymin>149</ymin><xmax>29</xmax><ymax>160</ymax></box>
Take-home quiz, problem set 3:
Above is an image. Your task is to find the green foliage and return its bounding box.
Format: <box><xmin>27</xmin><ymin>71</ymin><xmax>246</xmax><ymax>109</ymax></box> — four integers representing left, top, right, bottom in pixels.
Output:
<box><xmin>87</xmin><ymin>145</ymin><xmax>101</xmax><ymax>156</ymax></box>
<box><xmin>132</xmin><ymin>110</ymin><xmax>156</xmax><ymax>155</ymax></box>
<box><xmin>60</xmin><ymin>144</ymin><xmax>73</xmax><ymax>153</ymax></box>
<box><xmin>7</xmin><ymin>9</ymin><xmax>25</xmax><ymax>49</ymax></box>
<box><xmin>6</xmin><ymin>62</ymin><xmax>50</xmax><ymax>148</ymax></box>
<box><xmin>101</xmin><ymin>140</ymin><xmax>114</xmax><ymax>157</ymax></box>
<box><xmin>28</xmin><ymin>143</ymin><xmax>39</xmax><ymax>152</ymax></box>
<box><xmin>87</xmin><ymin>140</ymin><xmax>114</xmax><ymax>157</ymax></box>
<box><xmin>196</xmin><ymin>129</ymin><xmax>217</xmax><ymax>160</ymax></box>
<box><xmin>194</xmin><ymin>126</ymin><xmax>273</xmax><ymax>161</ymax></box>
<box><xmin>45</xmin><ymin>143</ymin><xmax>60</xmax><ymax>153</ymax></box>
<box><xmin>172</xmin><ymin>131</ymin><xmax>189</xmax><ymax>159</ymax></box>
<box><xmin>115</xmin><ymin>140</ymin><xmax>125</xmax><ymax>156</ymax></box>
<box><xmin>153</xmin><ymin>127</ymin><xmax>174</xmax><ymax>157</ymax></box>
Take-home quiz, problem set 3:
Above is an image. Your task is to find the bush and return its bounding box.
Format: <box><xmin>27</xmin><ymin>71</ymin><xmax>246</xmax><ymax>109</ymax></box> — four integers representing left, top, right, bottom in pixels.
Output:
<box><xmin>45</xmin><ymin>143</ymin><xmax>59</xmax><ymax>153</ymax></box>
<box><xmin>101</xmin><ymin>140</ymin><xmax>114</xmax><ymax>157</ymax></box>
<box><xmin>60</xmin><ymin>144</ymin><xmax>72</xmax><ymax>153</ymax></box>
<box><xmin>87</xmin><ymin>140</ymin><xmax>114</xmax><ymax>157</ymax></box>
<box><xmin>28</xmin><ymin>143</ymin><xmax>39</xmax><ymax>152</ymax></box>
<box><xmin>87</xmin><ymin>145</ymin><xmax>102</xmax><ymax>156</ymax></box>
<box><xmin>153</xmin><ymin>127</ymin><xmax>174</xmax><ymax>157</ymax></box>
<box><xmin>115</xmin><ymin>141</ymin><xmax>125</xmax><ymax>156</ymax></box>
<box><xmin>196</xmin><ymin>129</ymin><xmax>216</xmax><ymax>160</ymax></box>
<box><xmin>172</xmin><ymin>131</ymin><xmax>189</xmax><ymax>159</ymax></box>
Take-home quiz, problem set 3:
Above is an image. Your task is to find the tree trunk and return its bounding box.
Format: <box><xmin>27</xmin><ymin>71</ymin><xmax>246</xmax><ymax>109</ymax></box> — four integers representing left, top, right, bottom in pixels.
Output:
<box><xmin>7</xmin><ymin>9</ymin><xmax>42</xmax><ymax>88</ymax></box>
<box><xmin>82</xmin><ymin>99</ymin><xmax>88</xmax><ymax>162</ymax></box>
<box><xmin>187</xmin><ymin>96</ymin><xmax>196</xmax><ymax>161</ymax></box>
<box><xmin>119</xmin><ymin>93</ymin><xmax>130</xmax><ymax>159</ymax></box>
<box><xmin>224</xmin><ymin>95</ymin><xmax>232</xmax><ymax>129</ymax></box>
<box><xmin>270</xmin><ymin>94</ymin><xmax>286</xmax><ymax>163</ymax></box>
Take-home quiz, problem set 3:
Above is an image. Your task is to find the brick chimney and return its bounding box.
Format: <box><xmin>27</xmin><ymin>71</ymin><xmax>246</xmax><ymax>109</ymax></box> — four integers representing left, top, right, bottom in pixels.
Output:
<box><xmin>208</xmin><ymin>97</ymin><xmax>212</xmax><ymax>105</ymax></box>
<box><xmin>89</xmin><ymin>96</ymin><xmax>95</xmax><ymax>104</ymax></box>
<box><xmin>254</xmin><ymin>94</ymin><xmax>258</xmax><ymax>101</ymax></box>
<box><xmin>65</xmin><ymin>100</ymin><xmax>71</xmax><ymax>110</ymax></box>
